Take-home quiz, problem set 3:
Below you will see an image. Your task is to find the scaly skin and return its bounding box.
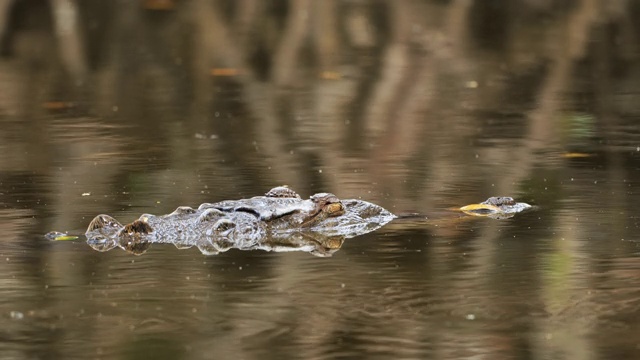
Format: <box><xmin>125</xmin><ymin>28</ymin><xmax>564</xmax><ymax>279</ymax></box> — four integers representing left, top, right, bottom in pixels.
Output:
<box><xmin>85</xmin><ymin>187</ymin><xmax>396</xmax><ymax>256</ymax></box>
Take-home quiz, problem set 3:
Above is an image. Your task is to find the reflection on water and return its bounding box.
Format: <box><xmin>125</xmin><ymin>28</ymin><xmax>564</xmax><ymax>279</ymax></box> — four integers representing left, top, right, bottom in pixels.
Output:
<box><xmin>87</xmin><ymin>231</ymin><xmax>346</xmax><ymax>257</ymax></box>
<box><xmin>2</xmin><ymin>0</ymin><xmax>640</xmax><ymax>359</ymax></box>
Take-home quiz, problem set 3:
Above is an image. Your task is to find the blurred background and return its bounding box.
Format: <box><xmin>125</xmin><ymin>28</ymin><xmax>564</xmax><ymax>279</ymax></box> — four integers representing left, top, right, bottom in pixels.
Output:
<box><xmin>1</xmin><ymin>0</ymin><xmax>640</xmax><ymax>359</ymax></box>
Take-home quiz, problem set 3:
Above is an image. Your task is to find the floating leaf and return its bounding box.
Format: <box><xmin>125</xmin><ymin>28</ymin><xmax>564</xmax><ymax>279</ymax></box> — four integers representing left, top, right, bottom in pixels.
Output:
<box><xmin>54</xmin><ymin>235</ymin><xmax>79</xmax><ymax>241</ymax></box>
<box><xmin>561</xmin><ymin>152</ymin><xmax>593</xmax><ymax>158</ymax></box>
<box><xmin>45</xmin><ymin>231</ymin><xmax>67</xmax><ymax>240</ymax></box>
<box><xmin>210</xmin><ymin>68</ymin><xmax>240</xmax><ymax>77</ymax></box>
<box><xmin>320</xmin><ymin>71</ymin><xmax>342</xmax><ymax>80</ymax></box>
<box><xmin>459</xmin><ymin>203</ymin><xmax>502</xmax><ymax>216</ymax></box>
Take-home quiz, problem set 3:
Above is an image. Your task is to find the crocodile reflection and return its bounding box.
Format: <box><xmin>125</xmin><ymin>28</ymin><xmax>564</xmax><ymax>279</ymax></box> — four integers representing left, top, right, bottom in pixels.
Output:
<box><xmin>87</xmin><ymin>230</ymin><xmax>346</xmax><ymax>257</ymax></box>
<box><xmin>85</xmin><ymin>186</ymin><xmax>396</xmax><ymax>257</ymax></box>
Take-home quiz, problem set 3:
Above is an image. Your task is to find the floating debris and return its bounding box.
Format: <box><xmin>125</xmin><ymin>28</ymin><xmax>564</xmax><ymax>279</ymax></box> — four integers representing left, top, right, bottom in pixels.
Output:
<box><xmin>54</xmin><ymin>235</ymin><xmax>79</xmax><ymax>241</ymax></box>
<box><xmin>44</xmin><ymin>232</ymin><xmax>78</xmax><ymax>241</ymax></box>
<box><xmin>320</xmin><ymin>71</ymin><xmax>342</xmax><ymax>80</ymax></box>
<box><xmin>459</xmin><ymin>197</ymin><xmax>533</xmax><ymax>219</ymax></box>
<box><xmin>45</xmin><ymin>231</ymin><xmax>66</xmax><ymax>240</ymax></box>
<box><xmin>9</xmin><ymin>311</ymin><xmax>24</xmax><ymax>320</ymax></box>
<box><xmin>561</xmin><ymin>152</ymin><xmax>593</xmax><ymax>158</ymax></box>
<box><xmin>459</xmin><ymin>203</ymin><xmax>502</xmax><ymax>215</ymax></box>
<box><xmin>210</xmin><ymin>68</ymin><xmax>240</xmax><ymax>77</ymax></box>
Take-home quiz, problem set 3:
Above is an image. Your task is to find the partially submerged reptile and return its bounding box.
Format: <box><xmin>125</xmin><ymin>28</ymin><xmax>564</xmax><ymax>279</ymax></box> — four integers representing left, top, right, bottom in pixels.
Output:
<box><xmin>73</xmin><ymin>187</ymin><xmax>532</xmax><ymax>257</ymax></box>
<box><xmin>84</xmin><ymin>186</ymin><xmax>396</xmax><ymax>257</ymax></box>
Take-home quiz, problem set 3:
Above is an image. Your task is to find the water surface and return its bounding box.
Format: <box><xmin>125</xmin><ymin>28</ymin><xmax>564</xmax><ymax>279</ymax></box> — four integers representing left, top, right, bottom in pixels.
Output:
<box><xmin>1</xmin><ymin>1</ymin><xmax>640</xmax><ymax>359</ymax></box>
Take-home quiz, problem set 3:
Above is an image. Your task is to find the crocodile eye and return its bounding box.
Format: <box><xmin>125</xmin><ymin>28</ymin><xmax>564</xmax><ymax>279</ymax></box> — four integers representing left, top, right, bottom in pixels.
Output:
<box><xmin>325</xmin><ymin>202</ymin><xmax>345</xmax><ymax>216</ymax></box>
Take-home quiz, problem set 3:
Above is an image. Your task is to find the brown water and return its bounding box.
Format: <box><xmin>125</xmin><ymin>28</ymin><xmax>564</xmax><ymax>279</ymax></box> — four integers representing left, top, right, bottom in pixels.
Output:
<box><xmin>2</xmin><ymin>1</ymin><xmax>640</xmax><ymax>359</ymax></box>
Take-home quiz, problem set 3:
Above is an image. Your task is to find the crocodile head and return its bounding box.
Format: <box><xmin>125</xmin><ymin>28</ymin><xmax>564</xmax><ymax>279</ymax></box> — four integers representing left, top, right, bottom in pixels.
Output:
<box><xmin>298</xmin><ymin>198</ymin><xmax>396</xmax><ymax>236</ymax></box>
<box><xmin>197</xmin><ymin>187</ymin><xmax>348</xmax><ymax>228</ymax></box>
<box><xmin>255</xmin><ymin>188</ymin><xmax>394</xmax><ymax>233</ymax></box>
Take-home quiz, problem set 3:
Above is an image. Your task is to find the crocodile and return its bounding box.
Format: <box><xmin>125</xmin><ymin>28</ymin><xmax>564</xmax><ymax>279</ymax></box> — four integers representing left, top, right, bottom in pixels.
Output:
<box><xmin>84</xmin><ymin>186</ymin><xmax>396</xmax><ymax>257</ymax></box>
<box><xmin>80</xmin><ymin>187</ymin><xmax>532</xmax><ymax>256</ymax></box>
